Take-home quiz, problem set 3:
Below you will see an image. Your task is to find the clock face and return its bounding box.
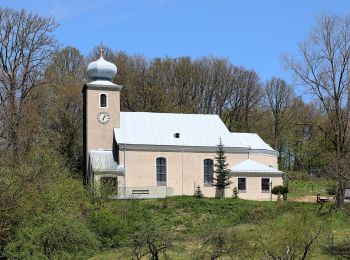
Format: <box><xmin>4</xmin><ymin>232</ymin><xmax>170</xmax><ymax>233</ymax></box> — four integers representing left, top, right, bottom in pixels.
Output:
<box><xmin>97</xmin><ymin>112</ymin><xmax>111</xmax><ymax>124</ymax></box>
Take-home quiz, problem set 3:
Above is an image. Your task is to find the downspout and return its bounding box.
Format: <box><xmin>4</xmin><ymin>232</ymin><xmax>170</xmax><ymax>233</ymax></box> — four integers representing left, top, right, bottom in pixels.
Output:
<box><xmin>124</xmin><ymin>144</ymin><xmax>126</xmax><ymax>198</ymax></box>
<box><xmin>89</xmin><ymin>149</ymin><xmax>94</xmax><ymax>195</ymax></box>
<box><xmin>270</xmin><ymin>179</ymin><xmax>273</xmax><ymax>201</ymax></box>
<box><xmin>181</xmin><ymin>147</ymin><xmax>184</xmax><ymax>195</ymax></box>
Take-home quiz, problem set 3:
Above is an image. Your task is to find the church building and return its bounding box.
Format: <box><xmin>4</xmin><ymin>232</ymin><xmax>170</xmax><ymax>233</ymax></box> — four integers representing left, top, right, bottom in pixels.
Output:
<box><xmin>83</xmin><ymin>50</ymin><xmax>284</xmax><ymax>200</ymax></box>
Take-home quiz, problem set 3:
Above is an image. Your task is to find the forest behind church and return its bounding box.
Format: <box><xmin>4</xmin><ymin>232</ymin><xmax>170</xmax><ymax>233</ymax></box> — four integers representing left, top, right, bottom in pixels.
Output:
<box><xmin>1</xmin><ymin>6</ymin><xmax>350</xmax><ymax>259</ymax></box>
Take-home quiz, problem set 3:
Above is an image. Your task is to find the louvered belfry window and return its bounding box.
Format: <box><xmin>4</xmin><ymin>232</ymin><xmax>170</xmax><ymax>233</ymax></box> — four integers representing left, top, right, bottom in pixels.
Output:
<box><xmin>100</xmin><ymin>94</ymin><xmax>107</xmax><ymax>107</ymax></box>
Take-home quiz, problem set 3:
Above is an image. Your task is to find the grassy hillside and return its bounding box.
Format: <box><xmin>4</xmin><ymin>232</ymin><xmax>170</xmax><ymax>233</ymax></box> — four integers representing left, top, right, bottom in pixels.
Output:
<box><xmin>2</xmin><ymin>151</ymin><xmax>346</xmax><ymax>259</ymax></box>
<box><xmin>89</xmin><ymin>196</ymin><xmax>350</xmax><ymax>259</ymax></box>
<box><xmin>288</xmin><ymin>178</ymin><xmax>336</xmax><ymax>199</ymax></box>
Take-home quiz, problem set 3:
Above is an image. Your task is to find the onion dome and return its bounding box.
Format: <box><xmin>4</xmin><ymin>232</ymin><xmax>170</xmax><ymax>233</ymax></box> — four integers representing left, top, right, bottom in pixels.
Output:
<box><xmin>87</xmin><ymin>48</ymin><xmax>117</xmax><ymax>81</ymax></box>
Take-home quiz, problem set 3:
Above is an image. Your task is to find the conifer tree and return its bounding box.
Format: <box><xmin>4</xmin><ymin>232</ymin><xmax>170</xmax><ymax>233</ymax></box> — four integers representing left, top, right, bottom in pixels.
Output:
<box><xmin>232</xmin><ymin>187</ymin><xmax>238</xmax><ymax>198</ymax></box>
<box><xmin>213</xmin><ymin>139</ymin><xmax>232</xmax><ymax>198</ymax></box>
<box><xmin>194</xmin><ymin>185</ymin><xmax>203</xmax><ymax>198</ymax></box>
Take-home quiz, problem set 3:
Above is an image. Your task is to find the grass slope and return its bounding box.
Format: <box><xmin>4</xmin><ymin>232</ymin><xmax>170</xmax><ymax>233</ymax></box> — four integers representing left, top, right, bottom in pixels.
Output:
<box><xmin>89</xmin><ymin>195</ymin><xmax>350</xmax><ymax>259</ymax></box>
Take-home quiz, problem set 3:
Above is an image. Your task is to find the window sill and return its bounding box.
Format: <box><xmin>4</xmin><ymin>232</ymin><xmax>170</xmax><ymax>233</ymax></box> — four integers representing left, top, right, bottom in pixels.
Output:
<box><xmin>261</xmin><ymin>190</ymin><xmax>270</xmax><ymax>193</ymax></box>
<box><xmin>204</xmin><ymin>183</ymin><xmax>213</xmax><ymax>187</ymax></box>
<box><xmin>238</xmin><ymin>190</ymin><xmax>246</xmax><ymax>193</ymax></box>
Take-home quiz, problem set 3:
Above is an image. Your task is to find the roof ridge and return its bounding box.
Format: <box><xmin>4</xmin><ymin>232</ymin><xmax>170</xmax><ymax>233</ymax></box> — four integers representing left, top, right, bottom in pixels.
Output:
<box><xmin>120</xmin><ymin>111</ymin><xmax>219</xmax><ymax>116</ymax></box>
<box><xmin>231</xmin><ymin>132</ymin><xmax>258</xmax><ymax>135</ymax></box>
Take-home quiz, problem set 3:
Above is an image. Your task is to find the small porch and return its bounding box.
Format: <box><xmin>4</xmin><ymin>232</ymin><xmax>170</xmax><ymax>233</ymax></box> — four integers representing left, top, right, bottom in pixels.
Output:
<box><xmin>90</xmin><ymin>150</ymin><xmax>124</xmax><ymax>197</ymax></box>
<box><xmin>90</xmin><ymin>150</ymin><xmax>175</xmax><ymax>199</ymax></box>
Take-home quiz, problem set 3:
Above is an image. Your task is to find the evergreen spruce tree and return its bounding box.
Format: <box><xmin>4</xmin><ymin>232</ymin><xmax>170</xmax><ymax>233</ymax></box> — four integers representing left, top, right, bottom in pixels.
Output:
<box><xmin>213</xmin><ymin>139</ymin><xmax>232</xmax><ymax>198</ymax></box>
<box><xmin>232</xmin><ymin>187</ymin><xmax>238</xmax><ymax>198</ymax></box>
<box><xmin>194</xmin><ymin>185</ymin><xmax>203</xmax><ymax>198</ymax></box>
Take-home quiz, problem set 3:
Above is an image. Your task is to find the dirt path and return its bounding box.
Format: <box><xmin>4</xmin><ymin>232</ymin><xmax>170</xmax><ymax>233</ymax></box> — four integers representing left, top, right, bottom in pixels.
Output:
<box><xmin>289</xmin><ymin>195</ymin><xmax>333</xmax><ymax>202</ymax></box>
<box><xmin>289</xmin><ymin>195</ymin><xmax>317</xmax><ymax>202</ymax></box>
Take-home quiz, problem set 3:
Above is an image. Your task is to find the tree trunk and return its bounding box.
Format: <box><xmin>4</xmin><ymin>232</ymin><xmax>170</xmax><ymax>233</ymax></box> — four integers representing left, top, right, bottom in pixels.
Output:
<box><xmin>215</xmin><ymin>188</ymin><xmax>224</xmax><ymax>199</ymax></box>
<box><xmin>336</xmin><ymin>179</ymin><xmax>345</xmax><ymax>208</ymax></box>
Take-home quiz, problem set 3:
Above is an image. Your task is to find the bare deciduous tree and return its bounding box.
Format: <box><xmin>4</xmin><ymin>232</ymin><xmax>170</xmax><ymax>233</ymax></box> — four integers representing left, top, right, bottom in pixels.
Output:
<box><xmin>286</xmin><ymin>15</ymin><xmax>350</xmax><ymax>206</ymax></box>
<box><xmin>220</xmin><ymin>67</ymin><xmax>263</xmax><ymax>132</ymax></box>
<box><xmin>45</xmin><ymin>47</ymin><xmax>85</xmax><ymax>174</ymax></box>
<box><xmin>0</xmin><ymin>8</ymin><xmax>58</xmax><ymax>161</ymax></box>
<box><xmin>265</xmin><ymin>77</ymin><xmax>294</xmax><ymax>158</ymax></box>
<box><xmin>261</xmin><ymin>213</ymin><xmax>324</xmax><ymax>260</ymax></box>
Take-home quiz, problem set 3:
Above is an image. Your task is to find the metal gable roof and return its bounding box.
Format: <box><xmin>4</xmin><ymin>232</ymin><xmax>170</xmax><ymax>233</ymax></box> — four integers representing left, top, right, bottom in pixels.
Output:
<box><xmin>230</xmin><ymin>159</ymin><xmax>283</xmax><ymax>174</ymax></box>
<box><xmin>114</xmin><ymin>112</ymin><xmax>247</xmax><ymax>148</ymax></box>
<box><xmin>230</xmin><ymin>133</ymin><xmax>274</xmax><ymax>151</ymax></box>
<box><xmin>114</xmin><ymin>112</ymin><xmax>277</xmax><ymax>153</ymax></box>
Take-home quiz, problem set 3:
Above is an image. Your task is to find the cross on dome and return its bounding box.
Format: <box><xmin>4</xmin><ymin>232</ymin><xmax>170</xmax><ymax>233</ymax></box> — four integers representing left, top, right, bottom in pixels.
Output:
<box><xmin>86</xmin><ymin>45</ymin><xmax>117</xmax><ymax>82</ymax></box>
<box><xmin>99</xmin><ymin>43</ymin><xmax>104</xmax><ymax>58</ymax></box>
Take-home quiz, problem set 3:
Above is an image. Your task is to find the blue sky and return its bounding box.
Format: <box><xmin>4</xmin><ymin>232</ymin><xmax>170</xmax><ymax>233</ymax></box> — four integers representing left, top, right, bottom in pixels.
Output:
<box><xmin>1</xmin><ymin>0</ymin><xmax>350</xmax><ymax>94</ymax></box>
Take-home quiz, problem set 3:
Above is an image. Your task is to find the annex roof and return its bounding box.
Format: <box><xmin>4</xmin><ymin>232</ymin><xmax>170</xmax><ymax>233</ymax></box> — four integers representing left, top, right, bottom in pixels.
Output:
<box><xmin>230</xmin><ymin>133</ymin><xmax>274</xmax><ymax>151</ymax></box>
<box><xmin>114</xmin><ymin>112</ymin><xmax>247</xmax><ymax>148</ymax></box>
<box><xmin>90</xmin><ymin>150</ymin><xmax>124</xmax><ymax>174</ymax></box>
<box><xmin>230</xmin><ymin>159</ymin><xmax>283</xmax><ymax>174</ymax></box>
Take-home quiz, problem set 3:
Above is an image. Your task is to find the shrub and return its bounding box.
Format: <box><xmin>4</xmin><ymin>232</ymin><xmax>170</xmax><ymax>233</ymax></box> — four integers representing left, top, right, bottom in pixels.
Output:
<box><xmin>100</xmin><ymin>177</ymin><xmax>119</xmax><ymax>199</ymax></box>
<box><xmin>285</xmin><ymin>171</ymin><xmax>311</xmax><ymax>180</ymax></box>
<box><xmin>271</xmin><ymin>185</ymin><xmax>288</xmax><ymax>195</ymax></box>
<box><xmin>198</xmin><ymin>227</ymin><xmax>253</xmax><ymax>259</ymax></box>
<box><xmin>271</xmin><ymin>185</ymin><xmax>289</xmax><ymax>200</ymax></box>
<box><xmin>323</xmin><ymin>234</ymin><xmax>350</xmax><ymax>259</ymax></box>
<box><xmin>194</xmin><ymin>185</ymin><xmax>203</xmax><ymax>198</ymax></box>
<box><xmin>4</xmin><ymin>214</ymin><xmax>100</xmax><ymax>259</ymax></box>
<box><xmin>326</xmin><ymin>186</ymin><xmax>337</xmax><ymax>196</ymax></box>
<box><xmin>131</xmin><ymin>221</ymin><xmax>172</xmax><ymax>260</ymax></box>
<box><xmin>88</xmin><ymin>208</ymin><xmax>125</xmax><ymax>248</ymax></box>
<box><xmin>260</xmin><ymin>212</ymin><xmax>325</xmax><ymax>259</ymax></box>
<box><xmin>0</xmin><ymin>148</ymin><xmax>92</xmax><ymax>256</ymax></box>
<box><xmin>232</xmin><ymin>187</ymin><xmax>238</xmax><ymax>198</ymax></box>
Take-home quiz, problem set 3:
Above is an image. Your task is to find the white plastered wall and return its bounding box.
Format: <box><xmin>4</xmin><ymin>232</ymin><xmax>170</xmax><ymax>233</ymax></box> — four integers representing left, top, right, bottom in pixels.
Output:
<box><xmin>118</xmin><ymin>149</ymin><xmax>282</xmax><ymax>200</ymax></box>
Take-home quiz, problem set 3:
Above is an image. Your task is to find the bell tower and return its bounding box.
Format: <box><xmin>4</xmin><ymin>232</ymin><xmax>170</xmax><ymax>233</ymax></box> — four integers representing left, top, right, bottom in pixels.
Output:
<box><xmin>83</xmin><ymin>48</ymin><xmax>122</xmax><ymax>182</ymax></box>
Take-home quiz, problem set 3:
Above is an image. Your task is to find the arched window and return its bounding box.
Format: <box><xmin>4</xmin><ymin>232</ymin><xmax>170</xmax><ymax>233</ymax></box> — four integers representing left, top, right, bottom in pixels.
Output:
<box><xmin>100</xmin><ymin>93</ymin><xmax>107</xmax><ymax>108</ymax></box>
<box><xmin>156</xmin><ymin>157</ymin><xmax>167</xmax><ymax>186</ymax></box>
<box><xmin>204</xmin><ymin>159</ymin><xmax>213</xmax><ymax>185</ymax></box>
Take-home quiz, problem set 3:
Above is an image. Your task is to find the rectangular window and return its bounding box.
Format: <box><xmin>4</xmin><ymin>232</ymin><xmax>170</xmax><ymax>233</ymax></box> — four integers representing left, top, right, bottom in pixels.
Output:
<box><xmin>238</xmin><ymin>177</ymin><xmax>246</xmax><ymax>192</ymax></box>
<box><xmin>261</xmin><ymin>178</ymin><xmax>270</xmax><ymax>192</ymax></box>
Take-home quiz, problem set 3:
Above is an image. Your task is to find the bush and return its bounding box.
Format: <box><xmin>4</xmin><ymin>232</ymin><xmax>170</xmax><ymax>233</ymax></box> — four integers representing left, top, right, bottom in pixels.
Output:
<box><xmin>323</xmin><ymin>234</ymin><xmax>350</xmax><ymax>259</ymax></box>
<box><xmin>0</xmin><ymin>148</ymin><xmax>92</xmax><ymax>256</ymax></box>
<box><xmin>272</xmin><ymin>185</ymin><xmax>289</xmax><ymax>201</ymax></box>
<box><xmin>194</xmin><ymin>185</ymin><xmax>203</xmax><ymax>198</ymax></box>
<box><xmin>285</xmin><ymin>171</ymin><xmax>311</xmax><ymax>180</ymax></box>
<box><xmin>232</xmin><ymin>187</ymin><xmax>238</xmax><ymax>198</ymax></box>
<box><xmin>271</xmin><ymin>185</ymin><xmax>288</xmax><ymax>195</ymax></box>
<box><xmin>326</xmin><ymin>186</ymin><xmax>337</xmax><ymax>196</ymax></box>
<box><xmin>4</xmin><ymin>214</ymin><xmax>100</xmax><ymax>259</ymax></box>
<box><xmin>100</xmin><ymin>177</ymin><xmax>119</xmax><ymax>199</ymax></box>
<box><xmin>88</xmin><ymin>208</ymin><xmax>125</xmax><ymax>248</ymax></box>
<box><xmin>131</xmin><ymin>221</ymin><xmax>172</xmax><ymax>260</ymax></box>
<box><xmin>197</xmin><ymin>227</ymin><xmax>253</xmax><ymax>259</ymax></box>
<box><xmin>260</xmin><ymin>212</ymin><xmax>325</xmax><ymax>259</ymax></box>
